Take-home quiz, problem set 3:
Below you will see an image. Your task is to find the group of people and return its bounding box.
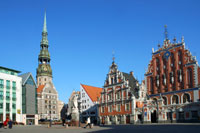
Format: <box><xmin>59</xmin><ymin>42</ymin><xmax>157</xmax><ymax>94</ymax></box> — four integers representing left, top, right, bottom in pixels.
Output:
<box><xmin>3</xmin><ymin>118</ymin><xmax>13</xmax><ymax>129</ymax></box>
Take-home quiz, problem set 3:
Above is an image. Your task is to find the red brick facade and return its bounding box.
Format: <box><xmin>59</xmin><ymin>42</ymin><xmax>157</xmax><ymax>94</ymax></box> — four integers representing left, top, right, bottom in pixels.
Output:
<box><xmin>145</xmin><ymin>39</ymin><xmax>200</xmax><ymax>103</ymax></box>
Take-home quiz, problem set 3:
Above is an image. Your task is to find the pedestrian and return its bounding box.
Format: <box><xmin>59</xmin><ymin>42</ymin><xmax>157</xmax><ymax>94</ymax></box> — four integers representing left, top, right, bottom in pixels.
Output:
<box><xmin>84</xmin><ymin>117</ymin><xmax>91</xmax><ymax>129</ymax></box>
<box><xmin>62</xmin><ymin>118</ymin><xmax>65</xmax><ymax>126</ymax></box>
<box><xmin>3</xmin><ymin>118</ymin><xmax>9</xmax><ymax>129</ymax></box>
<box><xmin>8</xmin><ymin>119</ymin><xmax>13</xmax><ymax>129</ymax></box>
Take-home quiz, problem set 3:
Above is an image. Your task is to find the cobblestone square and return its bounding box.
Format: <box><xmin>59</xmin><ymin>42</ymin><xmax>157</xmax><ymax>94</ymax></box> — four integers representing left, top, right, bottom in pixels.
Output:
<box><xmin>0</xmin><ymin>124</ymin><xmax>200</xmax><ymax>133</ymax></box>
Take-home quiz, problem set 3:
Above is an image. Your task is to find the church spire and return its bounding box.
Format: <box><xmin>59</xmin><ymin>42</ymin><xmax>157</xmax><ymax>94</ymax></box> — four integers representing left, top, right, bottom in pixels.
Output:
<box><xmin>37</xmin><ymin>11</ymin><xmax>52</xmax><ymax>79</ymax></box>
<box><xmin>43</xmin><ymin>11</ymin><xmax>47</xmax><ymax>33</ymax></box>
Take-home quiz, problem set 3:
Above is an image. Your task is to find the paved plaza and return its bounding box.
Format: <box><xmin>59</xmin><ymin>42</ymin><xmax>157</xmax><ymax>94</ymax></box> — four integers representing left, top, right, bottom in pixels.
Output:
<box><xmin>0</xmin><ymin>124</ymin><xmax>200</xmax><ymax>133</ymax></box>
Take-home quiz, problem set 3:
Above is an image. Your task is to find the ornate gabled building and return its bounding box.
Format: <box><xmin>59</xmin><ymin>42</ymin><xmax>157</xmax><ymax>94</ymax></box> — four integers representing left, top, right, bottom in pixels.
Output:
<box><xmin>143</xmin><ymin>27</ymin><xmax>200</xmax><ymax>123</ymax></box>
<box><xmin>36</xmin><ymin>12</ymin><xmax>60</xmax><ymax>120</ymax></box>
<box><xmin>99</xmin><ymin>59</ymin><xmax>140</xmax><ymax>125</ymax></box>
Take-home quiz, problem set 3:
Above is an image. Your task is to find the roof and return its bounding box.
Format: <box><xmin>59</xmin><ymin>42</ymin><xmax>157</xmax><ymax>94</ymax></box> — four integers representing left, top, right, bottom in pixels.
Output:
<box><xmin>81</xmin><ymin>84</ymin><xmax>102</xmax><ymax>102</ymax></box>
<box><xmin>122</xmin><ymin>72</ymin><xmax>139</xmax><ymax>98</ymax></box>
<box><xmin>0</xmin><ymin>66</ymin><xmax>21</xmax><ymax>73</ymax></box>
<box><xmin>37</xmin><ymin>85</ymin><xmax>45</xmax><ymax>93</ymax></box>
<box><xmin>19</xmin><ymin>72</ymin><xmax>37</xmax><ymax>87</ymax></box>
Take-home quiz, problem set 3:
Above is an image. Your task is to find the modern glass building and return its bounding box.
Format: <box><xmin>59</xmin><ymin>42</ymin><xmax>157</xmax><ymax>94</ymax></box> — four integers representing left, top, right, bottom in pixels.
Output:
<box><xmin>0</xmin><ymin>66</ymin><xmax>22</xmax><ymax>123</ymax></box>
<box><xmin>19</xmin><ymin>72</ymin><xmax>38</xmax><ymax>125</ymax></box>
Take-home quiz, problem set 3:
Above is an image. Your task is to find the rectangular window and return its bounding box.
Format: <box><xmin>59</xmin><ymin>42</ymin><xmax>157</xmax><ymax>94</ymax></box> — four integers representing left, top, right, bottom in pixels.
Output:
<box><xmin>191</xmin><ymin>111</ymin><xmax>198</xmax><ymax>119</ymax></box>
<box><xmin>6</xmin><ymin>92</ymin><xmax>10</xmax><ymax>100</ymax></box>
<box><xmin>0</xmin><ymin>91</ymin><xmax>3</xmax><ymax>100</ymax></box>
<box><xmin>116</xmin><ymin>91</ymin><xmax>120</xmax><ymax>100</ymax></box>
<box><xmin>12</xmin><ymin>92</ymin><xmax>16</xmax><ymax>101</ymax></box>
<box><xmin>125</xmin><ymin>103</ymin><xmax>130</xmax><ymax>111</ymax></box>
<box><xmin>101</xmin><ymin>106</ymin><xmax>105</xmax><ymax>113</ymax></box>
<box><xmin>0</xmin><ymin>103</ymin><xmax>3</xmax><ymax>109</ymax></box>
<box><xmin>12</xmin><ymin>81</ymin><xmax>16</xmax><ymax>90</ymax></box>
<box><xmin>6</xmin><ymin>80</ymin><xmax>10</xmax><ymax>90</ymax></box>
<box><xmin>0</xmin><ymin>79</ymin><xmax>4</xmax><ymax>88</ymax></box>
<box><xmin>117</xmin><ymin>104</ymin><xmax>121</xmax><ymax>112</ymax></box>
<box><xmin>108</xmin><ymin>105</ymin><xmax>112</xmax><ymax>112</ymax></box>
<box><xmin>6</xmin><ymin>103</ymin><xmax>10</xmax><ymax>111</ymax></box>
<box><xmin>12</xmin><ymin>104</ymin><xmax>16</xmax><ymax>109</ymax></box>
<box><xmin>108</xmin><ymin>93</ymin><xmax>112</xmax><ymax>101</ymax></box>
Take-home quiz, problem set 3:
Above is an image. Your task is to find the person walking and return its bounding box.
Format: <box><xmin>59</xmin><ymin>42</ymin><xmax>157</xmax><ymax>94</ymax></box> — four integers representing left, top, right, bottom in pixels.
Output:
<box><xmin>84</xmin><ymin>117</ymin><xmax>91</xmax><ymax>129</ymax></box>
<box><xmin>8</xmin><ymin>119</ymin><xmax>13</xmax><ymax>129</ymax></box>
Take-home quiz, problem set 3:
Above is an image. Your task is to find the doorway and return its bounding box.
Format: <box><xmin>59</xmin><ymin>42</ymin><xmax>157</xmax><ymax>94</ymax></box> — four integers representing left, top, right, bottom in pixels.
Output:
<box><xmin>151</xmin><ymin>110</ymin><xmax>157</xmax><ymax>123</ymax></box>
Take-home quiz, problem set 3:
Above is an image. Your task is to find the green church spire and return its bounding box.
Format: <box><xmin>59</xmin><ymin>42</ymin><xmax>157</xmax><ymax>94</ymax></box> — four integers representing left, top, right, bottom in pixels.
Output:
<box><xmin>43</xmin><ymin>11</ymin><xmax>47</xmax><ymax>33</ymax></box>
<box><xmin>37</xmin><ymin>11</ymin><xmax>52</xmax><ymax>78</ymax></box>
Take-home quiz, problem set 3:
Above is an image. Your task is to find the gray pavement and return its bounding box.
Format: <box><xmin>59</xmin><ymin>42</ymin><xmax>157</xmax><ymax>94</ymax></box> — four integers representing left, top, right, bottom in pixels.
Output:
<box><xmin>0</xmin><ymin>123</ymin><xmax>200</xmax><ymax>133</ymax></box>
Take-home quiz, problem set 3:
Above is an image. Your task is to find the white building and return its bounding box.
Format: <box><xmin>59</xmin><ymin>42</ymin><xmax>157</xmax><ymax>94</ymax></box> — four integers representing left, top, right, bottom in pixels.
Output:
<box><xmin>0</xmin><ymin>66</ymin><xmax>22</xmax><ymax>122</ymax></box>
<box><xmin>80</xmin><ymin>84</ymin><xmax>102</xmax><ymax>124</ymax></box>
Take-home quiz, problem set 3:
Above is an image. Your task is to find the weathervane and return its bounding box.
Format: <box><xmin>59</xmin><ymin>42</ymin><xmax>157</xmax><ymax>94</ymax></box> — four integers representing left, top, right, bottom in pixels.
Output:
<box><xmin>164</xmin><ymin>25</ymin><xmax>168</xmax><ymax>40</ymax></box>
<box><xmin>112</xmin><ymin>50</ymin><xmax>115</xmax><ymax>62</ymax></box>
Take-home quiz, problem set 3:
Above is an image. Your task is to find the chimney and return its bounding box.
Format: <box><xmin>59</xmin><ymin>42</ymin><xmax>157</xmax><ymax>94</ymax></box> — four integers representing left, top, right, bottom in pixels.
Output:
<box><xmin>130</xmin><ymin>71</ymin><xmax>134</xmax><ymax>76</ymax></box>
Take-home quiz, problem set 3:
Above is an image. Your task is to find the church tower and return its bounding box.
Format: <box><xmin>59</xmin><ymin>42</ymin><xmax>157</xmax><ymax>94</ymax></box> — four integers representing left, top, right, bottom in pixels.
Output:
<box><xmin>36</xmin><ymin>12</ymin><xmax>52</xmax><ymax>86</ymax></box>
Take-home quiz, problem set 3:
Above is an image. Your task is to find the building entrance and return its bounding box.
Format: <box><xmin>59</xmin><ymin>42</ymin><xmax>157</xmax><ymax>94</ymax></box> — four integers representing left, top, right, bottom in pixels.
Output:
<box><xmin>151</xmin><ymin>110</ymin><xmax>157</xmax><ymax>123</ymax></box>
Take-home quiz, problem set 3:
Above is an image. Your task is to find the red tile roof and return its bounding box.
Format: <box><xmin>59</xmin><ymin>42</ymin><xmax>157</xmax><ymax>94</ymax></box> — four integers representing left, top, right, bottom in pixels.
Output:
<box><xmin>81</xmin><ymin>84</ymin><xmax>102</xmax><ymax>102</ymax></box>
<box><xmin>37</xmin><ymin>85</ymin><xmax>45</xmax><ymax>93</ymax></box>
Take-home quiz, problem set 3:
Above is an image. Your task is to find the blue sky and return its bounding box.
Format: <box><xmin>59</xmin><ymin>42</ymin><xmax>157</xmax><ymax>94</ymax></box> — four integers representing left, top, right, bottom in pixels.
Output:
<box><xmin>0</xmin><ymin>0</ymin><xmax>200</xmax><ymax>103</ymax></box>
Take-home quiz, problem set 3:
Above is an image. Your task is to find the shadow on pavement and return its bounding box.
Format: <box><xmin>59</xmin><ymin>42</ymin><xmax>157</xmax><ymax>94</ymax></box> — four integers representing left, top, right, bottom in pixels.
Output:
<box><xmin>86</xmin><ymin>124</ymin><xmax>200</xmax><ymax>133</ymax></box>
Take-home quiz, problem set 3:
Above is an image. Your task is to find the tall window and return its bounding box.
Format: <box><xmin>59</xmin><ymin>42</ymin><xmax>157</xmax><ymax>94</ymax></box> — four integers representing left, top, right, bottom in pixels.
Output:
<box><xmin>0</xmin><ymin>91</ymin><xmax>3</xmax><ymax>100</ymax></box>
<box><xmin>187</xmin><ymin>68</ymin><xmax>193</xmax><ymax>88</ymax></box>
<box><xmin>162</xmin><ymin>97</ymin><xmax>167</xmax><ymax>105</ymax></box>
<box><xmin>116</xmin><ymin>91</ymin><xmax>120</xmax><ymax>100</ymax></box>
<box><xmin>117</xmin><ymin>104</ymin><xmax>121</xmax><ymax>112</ymax></box>
<box><xmin>150</xmin><ymin>77</ymin><xmax>154</xmax><ymax>93</ymax></box>
<box><xmin>6</xmin><ymin>80</ymin><xmax>10</xmax><ymax>90</ymax></box>
<box><xmin>183</xmin><ymin>93</ymin><xmax>190</xmax><ymax>103</ymax></box>
<box><xmin>6</xmin><ymin>92</ymin><xmax>10</xmax><ymax>100</ymax></box>
<box><xmin>6</xmin><ymin>103</ymin><xmax>10</xmax><ymax>111</ymax></box>
<box><xmin>12</xmin><ymin>81</ymin><xmax>16</xmax><ymax>90</ymax></box>
<box><xmin>125</xmin><ymin>103</ymin><xmax>130</xmax><ymax>111</ymax></box>
<box><xmin>12</xmin><ymin>92</ymin><xmax>16</xmax><ymax>101</ymax></box>
<box><xmin>172</xmin><ymin>95</ymin><xmax>179</xmax><ymax>104</ymax></box>
<box><xmin>108</xmin><ymin>105</ymin><xmax>112</xmax><ymax>112</ymax></box>
<box><xmin>0</xmin><ymin>79</ymin><xmax>3</xmax><ymax>88</ymax></box>
<box><xmin>0</xmin><ymin>103</ymin><xmax>3</xmax><ymax>109</ymax></box>
<box><xmin>108</xmin><ymin>93</ymin><xmax>112</xmax><ymax>101</ymax></box>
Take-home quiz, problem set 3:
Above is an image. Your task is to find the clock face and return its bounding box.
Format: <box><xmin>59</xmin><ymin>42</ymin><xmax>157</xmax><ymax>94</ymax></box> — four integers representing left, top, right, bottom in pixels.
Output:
<box><xmin>43</xmin><ymin>66</ymin><xmax>47</xmax><ymax>71</ymax></box>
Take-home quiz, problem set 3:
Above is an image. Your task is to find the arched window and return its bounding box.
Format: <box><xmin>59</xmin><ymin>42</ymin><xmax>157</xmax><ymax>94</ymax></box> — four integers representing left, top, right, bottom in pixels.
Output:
<box><xmin>183</xmin><ymin>93</ymin><xmax>190</xmax><ymax>103</ymax></box>
<box><xmin>153</xmin><ymin>98</ymin><xmax>157</xmax><ymax>104</ymax></box>
<box><xmin>162</xmin><ymin>97</ymin><xmax>167</xmax><ymax>105</ymax></box>
<box><xmin>172</xmin><ymin>95</ymin><xmax>179</xmax><ymax>104</ymax></box>
<box><xmin>187</xmin><ymin>68</ymin><xmax>193</xmax><ymax>88</ymax></box>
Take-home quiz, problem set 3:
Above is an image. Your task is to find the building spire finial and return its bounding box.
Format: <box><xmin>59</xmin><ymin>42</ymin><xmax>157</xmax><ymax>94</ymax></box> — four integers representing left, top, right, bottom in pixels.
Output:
<box><xmin>164</xmin><ymin>25</ymin><xmax>168</xmax><ymax>40</ymax></box>
<box><xmin>112</xmin><ymin>50</ymin><xmax>115</xmax><ymax>62</ymax></box>
<box><xmin>43</xmin><ymin>10</ymin><xmax>47</xmax><ymax>33</ymax></box>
